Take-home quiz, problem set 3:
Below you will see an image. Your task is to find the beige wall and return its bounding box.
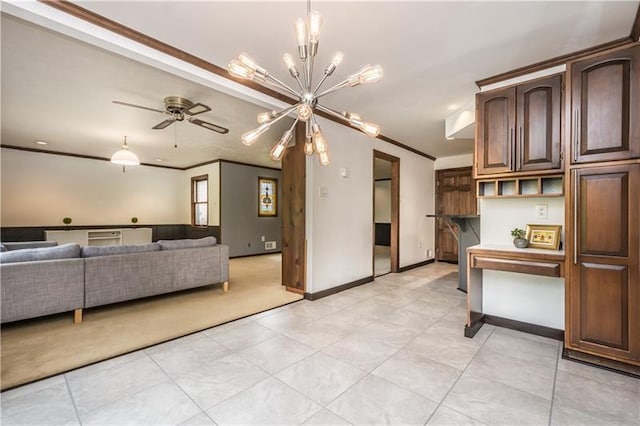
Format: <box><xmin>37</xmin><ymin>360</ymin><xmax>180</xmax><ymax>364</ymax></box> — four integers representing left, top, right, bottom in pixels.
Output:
<box><xmin>1</xmin><ymin>148</ymin><xmax>187</xmax><ymax>226</ymax></box>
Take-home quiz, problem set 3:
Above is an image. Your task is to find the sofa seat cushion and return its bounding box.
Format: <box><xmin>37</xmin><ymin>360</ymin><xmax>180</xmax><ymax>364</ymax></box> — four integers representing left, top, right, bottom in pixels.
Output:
<box><xmin>81</xmin><ymin>243</ymin><xmax>160</xmax><ymax>258</ymax></box>
<box><xmin>158</xmin><ymin>236</ymin><xmax>217</xmax><ymax>250</ymax></box>
<box><xmin>0</xmin><ymin>243</ymin><xmax>81</xmax><ymax>264</ymax></box>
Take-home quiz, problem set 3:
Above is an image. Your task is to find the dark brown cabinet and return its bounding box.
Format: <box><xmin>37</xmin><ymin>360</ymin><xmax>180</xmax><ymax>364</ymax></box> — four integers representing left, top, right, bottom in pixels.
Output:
<box><xmin>571</xmin><ymin>45</ymin><xmax>640</xmax><ymax>163</ymax></box>
<box><xmin>476</xmin><ymin>74</ymin><xmax>563</xmax><ymax>176</ymax></box>
<box><xmin>568</xmin><ymin>164</ymin><xmax>640</xmax><ymax>364</ymax></box>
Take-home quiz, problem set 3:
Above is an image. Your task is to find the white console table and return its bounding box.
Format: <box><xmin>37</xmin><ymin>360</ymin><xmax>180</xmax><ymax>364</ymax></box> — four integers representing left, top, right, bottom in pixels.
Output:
<box><xmin>45</xmin><ymin>228</ymin><xmax>152</xmax><ymax>246</ymax></box>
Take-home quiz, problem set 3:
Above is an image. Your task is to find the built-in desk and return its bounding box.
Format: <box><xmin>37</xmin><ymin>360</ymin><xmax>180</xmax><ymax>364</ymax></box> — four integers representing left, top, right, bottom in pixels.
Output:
<box><xmin>465</xmin><ymin>244</ymin><xmax>565</xmax><ymax>338</ymax></box>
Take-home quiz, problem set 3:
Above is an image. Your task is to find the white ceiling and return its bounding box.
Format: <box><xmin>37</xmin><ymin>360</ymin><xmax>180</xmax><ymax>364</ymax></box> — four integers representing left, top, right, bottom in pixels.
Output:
<box><xmin>2</xmin><ymin>1</ymin><xmax>638</xmax><ymax>167</ymax></box>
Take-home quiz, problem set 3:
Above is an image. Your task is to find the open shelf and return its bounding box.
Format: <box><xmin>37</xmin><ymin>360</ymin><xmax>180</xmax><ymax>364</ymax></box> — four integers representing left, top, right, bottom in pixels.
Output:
<box><xmin>477</xmin><ymin>175</ymin><xmax>563</xmax><ymax>199</ymax></box>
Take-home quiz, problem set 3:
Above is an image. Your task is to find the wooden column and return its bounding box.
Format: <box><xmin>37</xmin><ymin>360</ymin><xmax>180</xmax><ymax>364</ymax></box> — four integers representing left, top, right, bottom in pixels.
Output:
<box><xmin>282</xmin><ymin>122</ymin><xmax>306</xmax><ymax>293</ymax></box>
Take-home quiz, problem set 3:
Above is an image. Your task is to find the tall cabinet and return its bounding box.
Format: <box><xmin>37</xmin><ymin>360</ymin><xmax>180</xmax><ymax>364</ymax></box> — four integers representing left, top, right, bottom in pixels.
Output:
<box><xmin>566</xmin><ymin>44</ymin><xmax>640</xmax><ymax>370</ymax></box>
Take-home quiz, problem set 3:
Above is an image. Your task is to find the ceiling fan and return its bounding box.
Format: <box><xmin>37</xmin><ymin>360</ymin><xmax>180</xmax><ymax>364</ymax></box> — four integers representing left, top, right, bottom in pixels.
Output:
<box><xmin>112</xmin><ymin>96</ymin><xmax>229</xmax><ymax>134</ymax></box>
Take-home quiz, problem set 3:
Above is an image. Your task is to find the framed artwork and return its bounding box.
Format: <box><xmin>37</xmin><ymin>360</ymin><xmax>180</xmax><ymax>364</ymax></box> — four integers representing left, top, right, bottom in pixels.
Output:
<box><xmin>526</xmin><ymin>224</ymin><xmax>562</xmax><ymax>250</ymax></box>
<box><xmin>258</xmin><ymin>177</ymin><xmax>278</xmax><ymax>217</ymax></box>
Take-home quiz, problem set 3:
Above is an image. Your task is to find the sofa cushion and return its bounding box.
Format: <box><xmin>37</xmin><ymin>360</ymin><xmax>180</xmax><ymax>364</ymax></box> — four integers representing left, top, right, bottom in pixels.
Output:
<box><xmin>0</xmin><ymin>243</ymin><xmax>81</xmax><ymax>264</ymax></box>
<box><xmin>0</xmin><ymin>244</ymin><xmax>6</xmax><ymax>252</ymax></box>
<box><xmin>158</xmin><ymin>236</ymin><xmax>217</xmax><ymax>250</ymax></box>
<box><xmin>3</xmin><ymin>241</ymin><xmax>58</xmax><ymax>251</ymax></box>
<box><xmin>81</xmin><ymin>243</ymin><xmax>161</xmax><ymax>258</ymax></box>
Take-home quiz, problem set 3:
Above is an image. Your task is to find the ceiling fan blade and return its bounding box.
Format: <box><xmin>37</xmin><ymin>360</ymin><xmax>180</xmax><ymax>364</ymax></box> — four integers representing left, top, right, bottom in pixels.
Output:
<box><xmin>184</xmin><ymin>102</ymin><xmax>211</xmax><ymax>116</ymax></box>
<box><xmin>188</xmin><ymin>117</ymin><xmax>229</xmax><ymax>134</ymax></box>
<box><xmin>152</xmin><ymin>118</ymin><xmax>176</xmax><ymax>130</ymax></box>
<box><xmin>112</xmin><ymin>100</ymin><xmax>167</xmax><ymax>114</ymax></box>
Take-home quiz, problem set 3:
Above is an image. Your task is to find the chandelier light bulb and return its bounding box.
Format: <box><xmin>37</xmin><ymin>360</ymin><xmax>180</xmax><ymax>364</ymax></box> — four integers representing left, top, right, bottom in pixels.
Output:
<box><xmin>318</xmin><ymin>148</ymin><xmax>331</xmax><ymax>166</ymax></box>
<box><xmin>360</xmin><ymin>122</ymin><xmax>381</xmax><ymax>137</ymax></box>
<box><xmin>312</xmin><ymin>124</ymin><xmax>328</xmax><ymax>153</ymax></box>
<box><xmin>270</xmin><ymin>130</ymin><xmax>293</xmax><ymax>161</ymax></box>
<box><xmin>304</xmin><ymin>140</ymin><xmax>315</xmax><ymax>156</ymax></box>
<box><xmin>228</xmin><ymin>59</ymin><xmax>254</xmax><ymax>80</ymax></box>
<box><xmin>359</xmin><ymin>65</ymin><xmax>384</xmax><ymax>84</ymax></box>
<box><xmin>331</xmin><ymin>52</ymin><xmax>344</xmax><ymax>67</ymax></box>
<box><xmin>297</xmin><ymin>104</ymin><xmax>313</xmax><ymax>121</ymax></box>
<box><xmin>241</xmin><ymin>123</ymin><xmax>270</xmax><ymax>146</ymax></box>
<box><xmin>295</xmin><ymin>18</ymin><xmax>308</xmax><ymax>58</ymax></box>
<box><xmin>283</xmin><ymin>53</ymin><xmax>296</xmax><ymax>70</ymax></box>
<box><xmin>238</xmin><ymin>53</ymin><xmax>258</xmax><ymax>71</ymax></box>
<box><xmin>308</xmin><ymin>11</ymin><xmax>323</xmax><ymax>43</ymax></box>
<box><xmin>257</xmin><ymin>111</ymin><xmax>274</xmax><ymax>124</ymax></box>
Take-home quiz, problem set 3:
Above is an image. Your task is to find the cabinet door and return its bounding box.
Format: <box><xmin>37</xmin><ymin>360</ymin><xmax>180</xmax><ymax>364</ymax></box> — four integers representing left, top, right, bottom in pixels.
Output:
<box><xmin>571</xmin><ymin>46</ymin><xmax>640</xmax><ymax>163</ymax></box>
<box><xmin>516</xmin><ymin>75</ymin><xmax>562</xmax><ymax>171</ymax></box>
<box><xmin>569</xmin><ymin>164</ymin><xmax>639</xmax><ymax>362</ymax></box>
<box><xmin>476</xmin><ymin>88</ymin><xmax>516</xmax><ymax>175</ymax></box>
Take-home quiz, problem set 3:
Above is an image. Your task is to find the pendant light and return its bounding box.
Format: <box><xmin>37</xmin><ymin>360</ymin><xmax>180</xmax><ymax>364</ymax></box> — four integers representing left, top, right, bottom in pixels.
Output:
<box><xmin>110</xmin><ymin>136</ymin><xmax>140</xmax><ymax>172</ymax></box>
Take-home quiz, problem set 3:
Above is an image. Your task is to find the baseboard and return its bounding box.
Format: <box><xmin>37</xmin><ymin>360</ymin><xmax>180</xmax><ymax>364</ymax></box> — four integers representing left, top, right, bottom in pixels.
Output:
<box><xmin>483</xmin><ymin>314</ymin><xmax>564</xmax><ymax>341</ymax></box>
<box><xmin>563</xmin><ymin>347</ymin><xmax>640</xmax><ymax>378</ymax></box>
<box><xmin>229</xmin><ymin>251</ymin><xmax>282</xmax><ymax>259</ymax></box>
<box><xmin>397</xmin><ymin>258</ymin><xmax>435</xmax><ymax>273</ymax></box>
<box><xmin>304</xmin><ymin>275</ymin><xmax>374</xmax><ymax>301</ymax></box>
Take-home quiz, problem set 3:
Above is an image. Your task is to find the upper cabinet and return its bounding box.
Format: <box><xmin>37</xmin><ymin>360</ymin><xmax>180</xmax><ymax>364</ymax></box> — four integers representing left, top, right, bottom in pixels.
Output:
<box><xmin>476</xmin><ymin>74</ymin><xmax>563</xmax><ymax>176</ymax></box>
<box><xmin>571</xmin><ymin>45</ymin><xmax>640</xmax><ymax>164</ymax></box>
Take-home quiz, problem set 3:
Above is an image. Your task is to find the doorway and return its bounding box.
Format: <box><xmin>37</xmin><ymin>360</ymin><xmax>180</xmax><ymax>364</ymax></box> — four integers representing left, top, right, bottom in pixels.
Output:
<box><xmin>435</xmin><ymin>167</ymin><xmax>475</xmax><ymax>262</ymax></box>
<box><xmin>373</xmin><ymin>150</ymin><xmax>399</xmax><ymax>276</ymax></box>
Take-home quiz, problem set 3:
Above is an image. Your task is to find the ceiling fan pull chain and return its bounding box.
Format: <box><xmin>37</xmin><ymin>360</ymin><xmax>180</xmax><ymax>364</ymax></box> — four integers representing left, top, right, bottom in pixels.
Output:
<box><xmin>174</xmin><ymin>123</ymin><xmax>178</xmax><ymax>148</ymax></box>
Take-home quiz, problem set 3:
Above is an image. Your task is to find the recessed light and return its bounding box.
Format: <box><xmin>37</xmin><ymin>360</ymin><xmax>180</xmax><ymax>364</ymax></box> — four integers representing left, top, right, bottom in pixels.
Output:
<box><xmin>446</xmin><ymin>136</ymin><xmax>455</xmax><ymax>140</ymax></box>
<box><xmin>35</xmin><ymin>140</ymin><xmax>48</xmax><ymax>145</ymax></box>
<box><xmin>154</xmin><ymin>158</ymin><xmax>163</xmax><ymax>162</ymax></box>
<box><xmin>447</xmin><ymin>104</ymin><xmax>458</xmax><ymax>111</ymax></box>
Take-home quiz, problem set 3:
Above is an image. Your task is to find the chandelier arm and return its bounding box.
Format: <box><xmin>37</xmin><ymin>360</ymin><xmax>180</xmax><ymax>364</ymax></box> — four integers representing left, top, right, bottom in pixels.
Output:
<box><xmin>264</xmin><ymin>74</ymin><xmax>301</xmax><ymax>98</ymax></box>
<box><xmin>308</xmin><ymin>56</ymin><xmax>315</xmax><ymax>92</ymax></box>
<box><xmin>315</xmin><ymin>79</ymin><xmax>349</xmax><ymax>99</ymax></box>
<box><xmin>316</xmin><ymin>104</ymin><xmax>348</xmax><ymax>121</ymax></box>
<box><xmin>286</xmin><ymin>118</ymin><xmax>300</xmax><ymax>146</ymax></box>
<box><xmin>293</xmin><ymin>74</ymin><xmax>306</xmax><ymax>93</ymax></box>
<box><xmin>300</xmin><ymin>60</ymin><xmax>309</xmax><ymax>91</ymax></box>
<box><xmin>313</xmin><ymin>73</ymin><xmax>331</xmax><ymax>94</ymax></box>
<box><xmin>271</xmin><ymin>103</ymin><xmax>303</xmax><ymax>126</ymax></box>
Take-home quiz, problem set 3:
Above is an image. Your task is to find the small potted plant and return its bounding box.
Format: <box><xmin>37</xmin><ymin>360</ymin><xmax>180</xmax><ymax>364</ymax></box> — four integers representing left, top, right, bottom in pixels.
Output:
<box><xmin>62</xmin><ymin>217</ymin><xmax>72</xmax><ymax>228</ymax></box>
<box><xmin>511</xmin><ymin>228</ymin><xmax>528</xmax><ymax>248</ymax></box>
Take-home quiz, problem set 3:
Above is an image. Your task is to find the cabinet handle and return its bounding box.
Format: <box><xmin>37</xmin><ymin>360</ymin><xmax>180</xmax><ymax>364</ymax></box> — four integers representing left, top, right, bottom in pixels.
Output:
<box><xmin>519</xmin><ymin>126</ymin><xmax>523</xmax><ymax>169</ymax></box>
<box><xmin>573</xmin><ymin>169</ymin><xmax>578</xmax><ymax>265</ymax></box>
<box><xmin>573</xmin><ymin>109</ymin><xmax>579</xmax><ymax>162</ymax></box>
<box><xmin>509</xmin><ymin>128</ymin><xmax>514</xmax><ymax>170</ymax></box>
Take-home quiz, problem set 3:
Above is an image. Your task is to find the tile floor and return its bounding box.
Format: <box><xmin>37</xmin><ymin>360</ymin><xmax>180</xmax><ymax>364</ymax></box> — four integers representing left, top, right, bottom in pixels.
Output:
<box><xmin>2</xmin><ymin>263</ymin><xmax>639</xmax><ymax>425</ymax></box>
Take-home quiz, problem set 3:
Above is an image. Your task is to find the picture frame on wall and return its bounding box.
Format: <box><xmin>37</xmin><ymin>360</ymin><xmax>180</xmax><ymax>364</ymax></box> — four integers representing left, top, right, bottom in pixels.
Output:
<box><xmin>525</xmin><ymin>224</ymin><xmax>562</xmax><ymax>250</ymax></box>
<box><xmin>258</xmin><ymin>177</ymin><xmax>278</xmax><ymax>217</ymax></box>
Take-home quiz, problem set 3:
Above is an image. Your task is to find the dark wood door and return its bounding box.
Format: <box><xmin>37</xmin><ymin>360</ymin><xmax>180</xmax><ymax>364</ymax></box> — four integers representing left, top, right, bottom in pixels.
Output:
<box><xmin>436</xmin><ymin>167</ymin><xmax>475</xmax><ymax>263</ymax></box>
<box><xmin>516</xmin><ymin>74</ymin><xmax>563</xmax><ymax>171</ymax></box>
<box><xmin>571</xmin><ymin>45</ymin><xmax>640</xmax><ymax>164</ymax></box>
<box><xmin>476</xmin><ymin>88</ymin><xmax>516</xmax><ymax>175</ymax></box>
<box><xmin>569</xmin><ymin>164</ymin><xmax>639</xmax><ymax>362</ymax></box>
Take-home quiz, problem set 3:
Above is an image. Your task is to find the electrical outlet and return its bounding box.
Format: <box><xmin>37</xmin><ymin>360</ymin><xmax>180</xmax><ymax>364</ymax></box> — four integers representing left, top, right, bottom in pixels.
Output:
<box><xmin>427</xmin><ymin>249</ymin><xmax>433</xmax><ymax>258</ymax></box>
<box><xmin>261</xmin><ymin>236</ymin><xmax>265</xmax><ymax>242</ymax></box>
<box><xmin>535</xmin><ymin>204</ymin><xmax>548</xmax><ymax>219</ymax></box>
<box><xmin>265</xmin><ymin>241</ymin><xmax>277</xmax><ymax>250</ymax></box>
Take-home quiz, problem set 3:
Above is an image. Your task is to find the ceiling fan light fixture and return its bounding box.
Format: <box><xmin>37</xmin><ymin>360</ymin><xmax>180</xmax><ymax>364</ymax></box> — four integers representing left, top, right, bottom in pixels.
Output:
<box><xmin>229</xmin><ymin>1</ymin><xmax>383</xmax><ymax>165</ymax></box>
<box><xmin>110</xmin><ymin>136</ymin><xmax>140</xmax><ymax>166</ymax></box>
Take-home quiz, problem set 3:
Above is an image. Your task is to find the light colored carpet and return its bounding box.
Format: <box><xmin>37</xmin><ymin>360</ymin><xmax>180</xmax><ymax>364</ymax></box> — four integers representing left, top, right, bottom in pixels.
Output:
<box><xmin>0</xmin><ymin>253</ymin><xmax>301</xmax><ymax>390</ymax></box>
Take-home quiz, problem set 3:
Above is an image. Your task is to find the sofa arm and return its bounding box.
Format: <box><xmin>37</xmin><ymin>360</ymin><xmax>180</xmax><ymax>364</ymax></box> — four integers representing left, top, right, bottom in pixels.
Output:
<box><xmin>1</xmin><ymin>258</ymin><xmax>84</xmax><ymax>323</ymax></box>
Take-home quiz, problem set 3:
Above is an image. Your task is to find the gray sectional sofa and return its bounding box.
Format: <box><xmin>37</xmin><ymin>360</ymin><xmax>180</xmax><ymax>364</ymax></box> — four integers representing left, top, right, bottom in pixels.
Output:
<box><xmin>0</xmin><ymin>237</ymin><xmax>229</xmax><ymax>324</ymax></box>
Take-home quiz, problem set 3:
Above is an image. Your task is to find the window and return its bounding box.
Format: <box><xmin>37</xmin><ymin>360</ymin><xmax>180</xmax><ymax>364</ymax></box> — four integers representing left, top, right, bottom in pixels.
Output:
<box><xmin>191</xmin><ymin>175</ymin><xmax>208</xmax><ymax>226</ymax></box>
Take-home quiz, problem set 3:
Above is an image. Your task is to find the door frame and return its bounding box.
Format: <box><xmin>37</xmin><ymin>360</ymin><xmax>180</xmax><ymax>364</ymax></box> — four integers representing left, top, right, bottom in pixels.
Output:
<box><xmin>373</xmin><ymin>150</ymin><xmax>400</xmax><ymax>274</ymax></box>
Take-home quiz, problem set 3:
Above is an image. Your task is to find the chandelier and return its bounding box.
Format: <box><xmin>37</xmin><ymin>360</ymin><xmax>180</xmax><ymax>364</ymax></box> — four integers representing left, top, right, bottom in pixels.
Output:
<box><xmin>228</xmin><ymin>2</ymin><xmax>383</xmax><ymax>165</ymax></box>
